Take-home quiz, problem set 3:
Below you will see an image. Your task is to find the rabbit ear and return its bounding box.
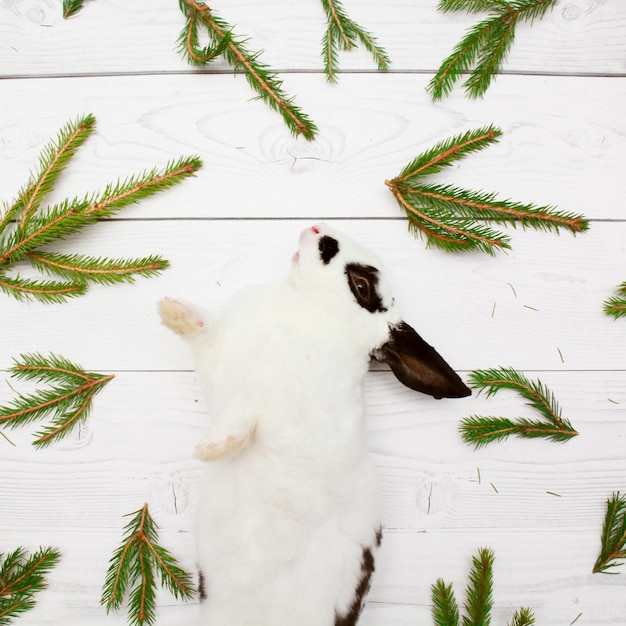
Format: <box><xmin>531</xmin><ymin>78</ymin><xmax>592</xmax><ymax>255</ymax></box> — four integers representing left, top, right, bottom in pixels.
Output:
<box><xmin>374</xmin><ymin>322</ymin><xmax>471</xmax><ymax>399</ymax></box>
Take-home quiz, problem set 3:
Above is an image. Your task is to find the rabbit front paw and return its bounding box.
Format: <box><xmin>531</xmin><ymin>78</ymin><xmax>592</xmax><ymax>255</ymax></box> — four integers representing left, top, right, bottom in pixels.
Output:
<box><xmin>194</xmin><ymin>429</ymin><xmax>252</xmax><ymax>462</ymax></box>
<box><xmin>158</xmin><ymin>297</ymin><xmax>205</xmax><ymax>337</ymax></box>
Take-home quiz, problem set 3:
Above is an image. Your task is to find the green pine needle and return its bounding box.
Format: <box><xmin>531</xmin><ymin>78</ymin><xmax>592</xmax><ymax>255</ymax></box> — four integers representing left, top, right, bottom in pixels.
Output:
<box><xmin>178</xmin><ymin>0</ymin><xmax>317</xmax><ymax>140</ymax></box>
<box><xmin>396</xmin><ymin>126</ymin><xmax>502</xmax><ymax>182</ymax></box>
<box><xmin>28</xmin><ymin>252</ymin><xmax>169</xmax><ymax>286</ymax></box>
<box><xmin>0</xmin><ymin>115</ymin><xmax>201</xmax><ymax>303</ymax></box>
<box><xmin>470</xmin><ymin>367</ymin><xmax>567</xmax><ymax>426</ymax></box>
<box><xmin>0</xmin><ymin>353</ymin><xmax>114</xmax><ymax>448</ymax></box>
<box><xmin>508</xmin><ymin>607</ymin><xmax>536</xmax><ymax>626</ymax></box>
<box><xmin>63</xmin><ymin>0</ymin><xmax>86</xmax><ymax>19</ymax></box>
<box><xmin>593</xmin><ymin>492</ymin><xmax>626</xmax><ymax>574</ymax></box>
<box><xmin>0</xmin><ymin>114</ymin><xmax>95</xmax><ymax>239</ymax></box>
<box><xmin>460</xmin><ymin>367</ymin><xmax>579</xmax><ymax>448</ymax></box>
<box><xmin>604</xmin><ymin>282</ymin><xmax>626</xmax><ymax>319</ymax></box>
<box><xmin>432</xmin><ymin>579</ymin><xmax>460</xmax><ymax>626</ymax></box>
<box><xmin>101</xmin><ymin>504</ymin><xmax>196</xmax><ymax>626</ymax></box>
<box><xmin>320</xmin><ymin>0</ymin><xmax>390</xmax><ymax>83</ymax></box>
<box><xmin>463</xmin><ymin>547</ymin><xmax>494</xmax><ymax>626</ymax></box>
<box><xmin>431</xmin><ymin>548</ymin><xmax>533</xmax><ymax>626</ymax></box>
<box><xmin>430</xmin><ymin>0</ymin><xmax>559</xmax><ymax>99</ymax></box>
<box><xmin>386</xmin><ymin>126</ymin><xmax>588</xmax><ymax>254</ymax></box>
<box><xmin>0</xmin><ymin>546</ymin><xmax>61</xmax><ymax>625</ymax></box>
<box><xmin>0</xmin><ymin>272</ymin><xmax>87</xmax><ymax>304</ymax></box>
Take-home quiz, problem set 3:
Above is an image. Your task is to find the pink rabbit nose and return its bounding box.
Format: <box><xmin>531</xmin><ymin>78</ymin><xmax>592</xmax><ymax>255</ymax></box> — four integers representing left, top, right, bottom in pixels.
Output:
<box><xmin>312</xmin><ymin>222</ymin><xmax>330</xmax><ymax>234</ymax></box>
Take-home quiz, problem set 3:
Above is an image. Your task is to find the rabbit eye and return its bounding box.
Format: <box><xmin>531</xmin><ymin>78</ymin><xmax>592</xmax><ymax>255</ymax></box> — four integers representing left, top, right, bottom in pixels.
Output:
<box><xmin>346</xmin><ymin>263</ymin><xmax>387</xmax><ymax>313</ymax></box>
<box><xmin>354</xmin><ymin>277</ymin><xmax>370</xmax><ymax>298</ymax></box>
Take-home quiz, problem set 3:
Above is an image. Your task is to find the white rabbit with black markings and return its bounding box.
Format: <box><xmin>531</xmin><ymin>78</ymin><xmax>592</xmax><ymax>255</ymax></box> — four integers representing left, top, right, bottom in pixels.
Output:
<box><xmin>158</xmin><ymin>223</ymin><xmax>470</xmax><ymax>626</ymax></box>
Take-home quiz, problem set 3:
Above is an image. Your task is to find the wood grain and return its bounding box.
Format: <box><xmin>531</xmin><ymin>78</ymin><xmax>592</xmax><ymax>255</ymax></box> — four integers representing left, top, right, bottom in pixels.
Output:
<box><xmin>1</xmin><ymin>220</ymin><xmax>624</xmax><ymax>370</ymax></box>
<box><xmin>1</xmin><ymin>0</ymin><xmax>625</xmax><ymax>76</ymax></box>
<box><xmin>1</xmin><ymin>0</ymin><xmax>625</xmax><ymax>624</ymax></box>
<box><xmin>1</xmin><ymin>74</ymin><xmax>624</xmax><ymax>220</ymax></box>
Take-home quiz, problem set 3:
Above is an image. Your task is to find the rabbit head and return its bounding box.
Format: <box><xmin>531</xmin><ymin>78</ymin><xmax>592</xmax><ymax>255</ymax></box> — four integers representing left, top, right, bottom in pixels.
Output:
<box><xmin>290</xmin><ymin>223</ymin><xmax>470</xmax><ymax>400</ymax></box>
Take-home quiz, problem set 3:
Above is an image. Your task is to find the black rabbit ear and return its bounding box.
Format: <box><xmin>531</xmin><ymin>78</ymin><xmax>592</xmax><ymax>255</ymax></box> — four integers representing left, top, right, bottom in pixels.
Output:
<box><xmin>373</xmin><ymin>322</ymin><xmax>471</xmax><ymax>399</ymax></box>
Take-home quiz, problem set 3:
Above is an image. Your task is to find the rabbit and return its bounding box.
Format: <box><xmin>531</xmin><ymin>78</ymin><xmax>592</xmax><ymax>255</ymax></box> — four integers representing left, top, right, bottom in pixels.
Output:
<box><xmin>158</xmin><ymin>223</ymin><xmax>470</xmax><ymax>626</ymax></box>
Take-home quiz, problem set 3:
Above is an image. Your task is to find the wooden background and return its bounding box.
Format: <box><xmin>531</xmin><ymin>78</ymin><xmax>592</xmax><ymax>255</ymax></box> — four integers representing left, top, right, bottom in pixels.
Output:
<box><xmin>1</xmin><ymin>0</ymin><xmax>626</xmax><ymax>624</ymax></box>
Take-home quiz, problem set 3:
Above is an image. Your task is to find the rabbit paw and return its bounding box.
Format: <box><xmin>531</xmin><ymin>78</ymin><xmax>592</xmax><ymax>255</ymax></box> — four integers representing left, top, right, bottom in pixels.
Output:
<box><xmin>158</xmin><ymin>297</ymin><xmax>204</xmax><ymax>336</ymax></box>
<box><xmin>194</xmin><ymin>429</ymin><xmax>252</xmax><ymax>462</ymax></box>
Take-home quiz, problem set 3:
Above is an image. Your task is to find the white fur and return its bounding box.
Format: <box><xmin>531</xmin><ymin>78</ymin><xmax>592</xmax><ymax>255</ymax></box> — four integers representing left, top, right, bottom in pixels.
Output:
<box><xmin>158</xmin><ymin>224</ymin><xmax>420</xmax><ymax>625</ymax></box>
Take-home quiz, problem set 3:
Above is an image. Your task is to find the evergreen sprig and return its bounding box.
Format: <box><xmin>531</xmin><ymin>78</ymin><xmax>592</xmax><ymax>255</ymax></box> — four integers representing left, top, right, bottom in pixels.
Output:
<box><xmin>460</xmin><ymin>367</ymin><xmax>579</xmax><ymax>448</ymax></box>
<box><xmin>593</xmin><ymin>492</ymin><xmax>626</xmax><ymax>574</ymax></box>
<box><xmin>0</xmin><ymin>114</ymin><xmax>201</xmax><ymax>303</ymax></box>
<box><xmin>320</xmin><ymin>0</ymin><xmax>390</xmax><ymax>83</ymax></box>
<box><xmin>62</xmin><ymin>0</ymin><xmax>85</xmax><ymax>18</ymax></box>
<box><xmin>429</xmin><ymin>0</ymin><xmax>559</xmax><ymax>100</ymax></box>
<box><xmin>604</xmin><ymin>282</ymin><xmax>626</xmax><ymax>319</ymax></box>
<box><xmin>508</xmin><ymin>608</ymin><xmax>536</xmax><ymax>626</ymax></box>
<box><xmin>432</xmin><ymin>579</ymin><xmax>460</xmax><ymax>626</ymax></box>
<box><xmin>386</xmin><ymin>126</ymin><xmax>588</xmax><ymax>254</ymax></box>
<box><xmin>431</xmin><ymin>548</ymin><xmax>534</xmax><ymax>626</ymax></box>
<box><xmin>0</xmin><ymin>353</ymin><xmax>114</xmax><ymax>448</ymax></box>
<box><xmin>177</xmin><ymin>0</ymin><xmax>317</xmax><ymax>140</ymax></box>
<box><xmin>463</xmin><ymin>548</ymin><xmax>494</xmax><ymax>625</ymax></box>
<box><xmin>101</xmin><ymin>504</ymin><xmax>196</xmax><ymax>626</ymax></box>
<box><xmin>0</xmin><ymin>546</ymin><xmax>61</xmax><ymax>625</ymax></box>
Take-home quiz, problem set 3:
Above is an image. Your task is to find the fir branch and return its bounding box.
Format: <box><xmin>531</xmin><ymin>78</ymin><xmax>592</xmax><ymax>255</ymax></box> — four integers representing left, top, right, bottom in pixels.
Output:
<box><xmin>320</xmin><ymin>0</ymin><xmax>390</xmax><ymax>83</ymax></box>
<box><xmin>0</xmin><ymin>353</ymin><xmax>114</xmax><ymax>448</ymax></box>
<box><xmin>430</xmin><ymin>0</ymin><xmax>559</xmax><ymax>100</ymax></box>
<box><xmin>386</xmin><ymin>127</ymin><xmax>588</xmax><ymax>254</ymax></box>
<box><xmin>470</xmin><ymin>367</ymin><xmax>567</xmax><ymax>428</ymax></box>
<box><xmin>178</xmin><ymin>0</ymin><xmax>317</xmax><ymax>140</ymax></box>
<box><xmin>593</xmin><ymin>492</ymin><xmax>626</xmax><ymax>574</ymax></box>
<box><xmin>399</xmin><ymin>191</ymin><xmax>510</xmax><ymax>255</ymax></box>
<box><xmin>63</xmin><ymin>0</ymin><xmax>86</xmax><ymax>18</ymax></box>
<box><xmin>508</xmin><ymin>607</ymin><xmax>535</xmax><ymax>626</ymax></box>
<box><xmin>463</xmin><ymin>547</ymin><xmax>494</xmax><ymax>626</ymax></box>
<box><xmin>432</xmin><ymin>579</ymin><xmax>460</xmax><ymax>626</ymax></box>
<box><xmin>431</xmin><ymin>548</ymin><xmax>534</xmax><ymax>626</ymax></box>
<box><xmin>604</xmin><ymin>282</ymin><xmax>626</xmax><ymax>319</ymax></box>
<box><xmin>460</xmin><ymin>367</ymin><xmax>579</xmax><ymax>448</ymax></box>
<box><xmin>0</xmin><ymin>115</ymin><xmax>201</xmax><ymax>303</ymax></box>
<box><xmin>395</xmin><ymin>126</ymin><xmax>502</xmax><ymax>183</ymax></box>
<box><xmin>28</xmin><ymin>252</ymin><xmax>168</xmax><ymax>286</ymax></box>
<box><xmin>0</xmin><ymin>114</ymin><xmax>95</xmax><ymax>238</ymax></box>
<box><xmin>461</xmin><ymin>415</ymin><xmax>577</xmax><ymax>447</ymax></box>
<box><xmin>408</xmin><ymin>183</ymin><xmax>586</xmax><ymax>232</ymax></box>
<box><xmin>3</xmin><ymin>154</ymin><xmax>201</xmax><ymax>267</ymax></box>
<box><xmin>0</xmin><ymin>272</ymin><xmax>87</xmax><ymax>304</ymax></box>
<box><xmin>0</xmin><ymin>546</ymin><xmax>61</xmax><ymax>625</ymax></box>
<box><xmin>102</xmin><ymin>504</ymin><xmax>196</xmax><ymax>626</ymax></box>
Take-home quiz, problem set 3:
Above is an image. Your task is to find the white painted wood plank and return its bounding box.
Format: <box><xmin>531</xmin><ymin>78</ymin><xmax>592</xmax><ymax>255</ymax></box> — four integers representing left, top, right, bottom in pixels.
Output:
<box><xmin>1</xmin><ymin>220</ymin><xmax>624</xmax><ymax>370</ymax></box>
<box><xmin>1</xmin><ymin>73</ymin><xmax>624</xmax><ymax>221</ymax></box>
<box><xmin>3</xmin><ymin>527</ymin><xmax>625</xmax><ymax>625</ymax></box>
<box><xmin>1</xmin><ymin>0</ymin><xmax>625</xmax><ymax>77</ymax></box>
<box><xmin>366</xmin><ymin>528</ymin><xmax>626</xmax><ymax>624</ymax></box>
<box><xmin>1</xmin><ymin>371</ymin><xmax>624</xmax><ymax>531</ymax></box>
<box><xmin>1</xmin><ymin>527</ymin><xmax>199</xmax><ymax>626</ymax></box>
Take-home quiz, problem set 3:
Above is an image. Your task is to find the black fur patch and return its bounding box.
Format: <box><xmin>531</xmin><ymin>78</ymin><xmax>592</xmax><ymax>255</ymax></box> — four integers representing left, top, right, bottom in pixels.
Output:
<box><xmin>345</xmin><ymin>263</ymin><xmax>387</xmax><ymax>313</ymax></box>
<box><xmin>319</xmin><ymin>236</ymin><xmax>340</xmax><ymax>265</ymax></box>
<box><xmin>199</xmin><ymin>569</ymin><xmax>207</xmax><ymax>601</ymax></box>
<box><xmin>334</xmin><ymin>545</ymin><xmax>377</xmax><ymax>626</ymax></box>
